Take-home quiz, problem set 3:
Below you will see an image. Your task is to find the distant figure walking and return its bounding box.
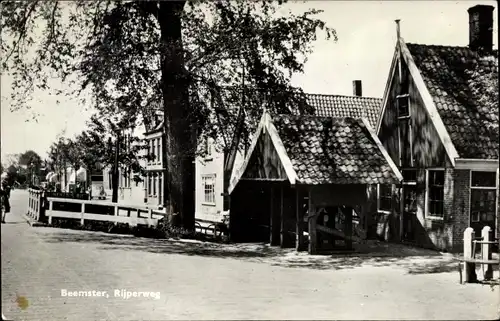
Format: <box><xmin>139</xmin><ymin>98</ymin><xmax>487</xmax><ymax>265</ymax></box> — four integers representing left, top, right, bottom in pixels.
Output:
<box><xmin>1</xmin><ymin>172</ymin><xmax>12</xmax><ymax>223</ymax></box>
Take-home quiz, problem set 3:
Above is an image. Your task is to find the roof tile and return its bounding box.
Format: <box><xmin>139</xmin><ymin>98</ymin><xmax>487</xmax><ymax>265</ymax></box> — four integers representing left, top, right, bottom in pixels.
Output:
<box><xmin>407</xmin><ymin>43</ymin><xmax>499</xmax><ymax>159</ymax></box>
<box><xmin>272</xmin><ymin>115</ymin><xmax>400</xmax><ymax>185</ymax></box>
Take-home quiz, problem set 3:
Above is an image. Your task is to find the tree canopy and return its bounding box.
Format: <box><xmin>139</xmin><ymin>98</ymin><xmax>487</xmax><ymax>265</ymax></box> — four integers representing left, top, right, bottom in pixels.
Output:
<box><xmin>1</xmin><ymin>0</ymin><xmax>336</xmax><ymax>228</ymax></box>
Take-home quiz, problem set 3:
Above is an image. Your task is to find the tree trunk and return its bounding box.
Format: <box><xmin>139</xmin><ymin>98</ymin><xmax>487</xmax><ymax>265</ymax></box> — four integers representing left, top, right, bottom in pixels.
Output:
<box><xmin>157</xmin><ymin>1</ymin><xmax>195</xmax><ymax>230</ymax></box>
<box><xmin>111</xmin><ymin>135</ymin><xmax>120</xmax><ymax>203</ymax></box>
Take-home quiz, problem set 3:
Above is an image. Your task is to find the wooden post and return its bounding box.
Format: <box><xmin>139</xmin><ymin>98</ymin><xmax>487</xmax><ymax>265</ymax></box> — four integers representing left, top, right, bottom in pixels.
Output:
<box><xmin>280</xmin><ymin>185</ymin><xmax>285</xmax><ymax>248</ymax></box>
<box><xmin>295</xmin><ymin>187</ymin><xmax>303</xmax><ymax>251</ymax></box>
<box><xmin>399</xmin><ymin>185</ymin><xmax>404</xmax><ymax>241</ymax></box>
<box><xmin>345</xmin><ymin>206</ymin><xmax>353</xmax><ymax>250</ymax></box>
<box><xmin>27</xmin><ymin>190</ymin><xmax>31</xmax><ymax>217</ymax></box>
<box><xmin>80</xmin><ymin>203</ymin><xmax>86</xmax><ymax>225</ymax></box>
<box><xmin>308</xmin><ymin>188</ymin><xmax>317</xmax><ymax>255</ymax></box>
<box><xmin>148</xmin><ymin>209</ymin><xmax>153</xmax><ymax>227</ymax></box>
<box><xmin>36</xmin><ymin>193</ymin><xmax>42</xmax><ymax>221</ymax></box>
<box><xmin>481</xmin><ymin>226</ymin><xmax>493</xmax><ymax>280</ymax></box>
<box><xmin>48</xmin><ymin>201</ymin><xmax>53</xmax><ymax>225</ymax></box>
<box><xmin>114</xmin><ymin>206</ymin><xmax>119</xmax><ymax>226</ymax></box>
<box><xmin>462</xmin><ymin>227</ymin><xmax>477</xmax><ymax>283</ymax></box>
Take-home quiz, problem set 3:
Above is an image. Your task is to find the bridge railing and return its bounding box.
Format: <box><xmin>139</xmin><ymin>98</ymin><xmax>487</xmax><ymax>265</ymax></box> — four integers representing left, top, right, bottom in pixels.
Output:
<box><xmin>45</xmin><ymin>197</ymin><xmax>168</xmax><ymax>227</ymax></box>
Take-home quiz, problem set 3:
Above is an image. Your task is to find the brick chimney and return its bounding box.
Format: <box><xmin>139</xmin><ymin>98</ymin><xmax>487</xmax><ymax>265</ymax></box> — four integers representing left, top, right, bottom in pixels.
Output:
<box><xmin>468</xmin><ymin>5</ymin><xmax>494</xmax><ymax>52</ymax></box>
<box><xmin>352</xmin><ymin>80</ymin><xmax>362</xmax><ymax>96</ymax></box>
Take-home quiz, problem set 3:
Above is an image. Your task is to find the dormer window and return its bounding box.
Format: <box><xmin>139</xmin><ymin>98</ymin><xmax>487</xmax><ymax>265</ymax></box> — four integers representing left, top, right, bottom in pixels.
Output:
<box><xmin>397</xmin><ymin>94</ymin><xmax>410</xmax><ymax>118</ymax></box>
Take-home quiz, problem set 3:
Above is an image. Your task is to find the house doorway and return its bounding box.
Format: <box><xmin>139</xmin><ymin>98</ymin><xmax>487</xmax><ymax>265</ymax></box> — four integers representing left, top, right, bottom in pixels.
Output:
<box><xmin>469</xmin><ymin>171</ymin><xmax>498</xmax><ymax>239</ymax></box>
<box><xmin>402</xmin><ymin>184</ymin><xmax>418</xmax><ymax>242</ymax></box>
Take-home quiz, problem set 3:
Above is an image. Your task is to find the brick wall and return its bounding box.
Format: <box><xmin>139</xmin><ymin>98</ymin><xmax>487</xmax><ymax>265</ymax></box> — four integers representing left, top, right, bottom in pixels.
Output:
<box><xmin>451</xmin><ymin>169</ymin><xmax>470</xmax><ymax>252</ymax></box>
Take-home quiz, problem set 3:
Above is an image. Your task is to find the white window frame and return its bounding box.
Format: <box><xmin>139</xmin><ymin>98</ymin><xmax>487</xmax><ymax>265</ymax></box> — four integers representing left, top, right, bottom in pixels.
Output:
<box><xmin>202</xmin><ymin>174</ymin><xmax>216</xmax><ymax>206</ymax></box>
<box><xmin>425</xmin><ymin>168</ymin><xmax>445</xmax><ymax>221</ymax></box>
<box><xmin>469</xmin><ymin>169</ymin><xmax>498</xmax><ymax>227</ymax></box>
<box><xmin>377</xmin><ymin>184</ymin><xmax>393</xmax><ymax>214</ymax></box>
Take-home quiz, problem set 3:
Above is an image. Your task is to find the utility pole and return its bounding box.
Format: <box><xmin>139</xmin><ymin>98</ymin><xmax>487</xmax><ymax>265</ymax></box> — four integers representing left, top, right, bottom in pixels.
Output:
<box><xmin>111</xmin><ymin>133</ymin><xmax>120</xmax><ymax>203</ymax></box>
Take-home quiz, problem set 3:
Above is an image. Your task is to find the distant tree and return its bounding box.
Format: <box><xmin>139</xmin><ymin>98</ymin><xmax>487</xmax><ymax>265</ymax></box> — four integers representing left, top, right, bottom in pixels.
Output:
<box><xmin>47</xmin><ymin>138</ymin><xmax>70</xmax><ymax>188</ymax></box>
<box><xmin>17</xmin><ymin>150</ymin><xmax>42</xmax><ymax>186</ymax></box>
<box><xmin>75</xmin><ymin>112</ymin><xmax>149</xmax><ymax>201</ymax></box>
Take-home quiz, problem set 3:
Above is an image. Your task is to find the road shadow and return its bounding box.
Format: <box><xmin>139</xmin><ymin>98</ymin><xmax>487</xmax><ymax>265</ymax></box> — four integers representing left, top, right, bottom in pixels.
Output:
<box><xmin>37</xmin><ymin>228</ymin><xmax>465</xmax><ymax>275</ymax></box>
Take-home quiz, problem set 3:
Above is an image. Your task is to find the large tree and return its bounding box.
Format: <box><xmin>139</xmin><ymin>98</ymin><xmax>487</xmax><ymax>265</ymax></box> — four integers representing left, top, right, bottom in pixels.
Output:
<box><xmin>1</xmin><ymin>0</ymin><xmax>335</xmax><ymax>229</ymax></box>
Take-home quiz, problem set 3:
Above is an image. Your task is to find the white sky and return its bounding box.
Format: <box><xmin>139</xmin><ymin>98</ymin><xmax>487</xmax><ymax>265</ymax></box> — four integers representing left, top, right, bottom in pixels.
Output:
<box><xmin>1</xmin><ymin>0</ymin><xmax>498</xmax><ymax>160</ymax></box>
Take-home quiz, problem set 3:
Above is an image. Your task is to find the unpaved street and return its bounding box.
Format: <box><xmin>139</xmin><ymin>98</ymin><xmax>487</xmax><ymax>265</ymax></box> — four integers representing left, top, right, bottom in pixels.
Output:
<box><xmin>2</xmin><ymin>190</ymin><xmax>499</xmax><ymax>320</ymax></box>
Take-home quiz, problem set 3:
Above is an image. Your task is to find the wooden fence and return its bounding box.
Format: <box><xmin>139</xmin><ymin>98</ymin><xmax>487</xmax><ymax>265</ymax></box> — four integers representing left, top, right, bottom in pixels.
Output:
<box><xmin>27</xmin><ymin>188</ymin><xmax>229</xmax><ymax>237</ymax></box>
<box><xmin>46</xmin><ymin>197</ymin><xmax>168</xmax><ymax>227</ymax></box>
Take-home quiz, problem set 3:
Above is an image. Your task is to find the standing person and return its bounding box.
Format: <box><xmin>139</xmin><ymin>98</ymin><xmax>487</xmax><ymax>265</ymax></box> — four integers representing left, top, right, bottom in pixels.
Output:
<box><xmin>1</xmin><ymin>172</ymin><xmax>12</xmax><ymax>223</ymax></box>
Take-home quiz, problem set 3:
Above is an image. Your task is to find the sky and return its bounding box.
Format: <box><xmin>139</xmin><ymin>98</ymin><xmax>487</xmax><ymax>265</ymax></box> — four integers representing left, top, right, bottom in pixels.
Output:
<box><xmin>1</xmin><ymin>0</ymin><xmax>498</xmax><ymax>161</ymax></box>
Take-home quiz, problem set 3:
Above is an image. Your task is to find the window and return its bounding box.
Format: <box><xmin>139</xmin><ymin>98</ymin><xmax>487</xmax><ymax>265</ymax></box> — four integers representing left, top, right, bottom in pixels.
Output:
<box><xmin>397</xmin><ymin>94</ymin><xmax>410</xmax><ymax>118</ymax></box>
<box><xmin>202</xmin><ymin>174</ymin><xmax>216</xmax><ymax>204</ymax></box>
<box><xmin>378</xmin><ymin>184</ymin><xmax>393</xmax><ymax>212</ymax></box>
<box><xmin>470</xmin><ymin>171</ymin><xmax>497</xmax><ymax>223</ymax></box>
<box><xmin>427</xmin><ymin>170</ymin><xmax>445</xmax><ymax>219</ymax></box>
<box><xmin>148</xmin><ymin>174</ymin><xmax>152</xmax><ymax>196</ymax></box>
<box><xmin>152</xmin><ymin>174</ymin><xmax>157</xmax><ymax>196</ymax></box>
<box><xmin>158</xmin><ymin>175</ymin><xmax>162</xmax><ymax>205</ymax></box>
<box><xmin>402</xmin><ymin>169</ymin><xmax>417</xmax><ymax>183</ymax></box>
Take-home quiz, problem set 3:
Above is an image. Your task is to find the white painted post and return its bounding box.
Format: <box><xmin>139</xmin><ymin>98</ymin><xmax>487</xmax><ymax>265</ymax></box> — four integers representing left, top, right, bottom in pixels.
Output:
<box><xmin>48</xmin><ymin>201</ymin><xmax>53</xmax><ymax>225</ymax></box>
<box><xmin>80</xmin><ymin>203</ymin><xmax>86</xmax><ymax>226</ymax></box>
<box><xmin>462</xmin><ymin>227</ymin><xmax>477</xmax><ymax>283</ymax></box>
<box><xmin>114</xmin><ymin>206</ymin><xmax>118</xmax><ymax>226</ymax></box>
<box><xmin>481</xmin><ymin>226</ymin><xmax>493</xmax><ymax>280</ymax></box>
<box><xmin>148</xmin><ymin>209</ymin><xmax>153</xmax><ymax>227</ymax></box>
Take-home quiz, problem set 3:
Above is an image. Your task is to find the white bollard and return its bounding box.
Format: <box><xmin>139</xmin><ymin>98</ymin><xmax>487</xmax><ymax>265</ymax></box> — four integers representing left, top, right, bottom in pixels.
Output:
<box><xmin>463</xmin><ymin>227</ymin><xmax>477</xmax><ymax>283</ymax></box>
<box><xmin>481</xmin><ymin>226</ymin><xmax>493</xmax><ymax>280</ymax></box>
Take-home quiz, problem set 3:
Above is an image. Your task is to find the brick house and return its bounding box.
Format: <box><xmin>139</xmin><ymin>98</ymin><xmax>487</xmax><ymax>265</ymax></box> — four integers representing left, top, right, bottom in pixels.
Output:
<box><xmin>196</xmin><ymin>83</ymin><xmax>383</xmax><ymax>223</ymax></box>
<box><xmin>373</xmin><ymin>5</ymin><xmax>499</xmax><ymax>252</ymax></box>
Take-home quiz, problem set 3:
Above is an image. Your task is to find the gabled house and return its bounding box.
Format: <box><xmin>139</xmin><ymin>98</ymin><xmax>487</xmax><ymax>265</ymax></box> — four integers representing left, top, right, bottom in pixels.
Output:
<box><xmin>374</xmin><ymin>5</ymin><xmax>499</xmax><ymax>251</ymax></box>
<box><xmin>228</xmin><ymin>111</ymin><xmax>402</xmax><ymax>253</ymax></box>
<box><xmin>196</xmin><ymin>82</ymin><xmax>384</xmax><ymax>223</ymax></box>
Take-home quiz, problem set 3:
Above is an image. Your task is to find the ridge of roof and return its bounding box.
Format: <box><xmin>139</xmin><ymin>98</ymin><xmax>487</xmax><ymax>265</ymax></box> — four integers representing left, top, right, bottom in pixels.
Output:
<box><xmin>305</xmin><ymin>93</ymin><xmax>382</xmax><ymax>101</ymax></box>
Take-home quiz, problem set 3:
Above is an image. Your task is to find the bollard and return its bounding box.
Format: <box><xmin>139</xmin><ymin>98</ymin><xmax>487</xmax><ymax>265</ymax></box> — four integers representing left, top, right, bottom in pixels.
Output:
<box><xmin>463</xmin><ymin>227</ymin><xmax>477</xmax><ymax>283</ymax></box>
<box><xmin>481</xmin><ymin>226</ymin><xmax>493</xmax><ymax>280</ymax></box>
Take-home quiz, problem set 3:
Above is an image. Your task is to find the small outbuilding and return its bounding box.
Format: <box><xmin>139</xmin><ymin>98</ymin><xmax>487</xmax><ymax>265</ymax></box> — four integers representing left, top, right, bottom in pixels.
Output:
<box><xmin>228</xmin><ymin>111</ymin><xmax>403</xmax><ymax>254</ymax></box>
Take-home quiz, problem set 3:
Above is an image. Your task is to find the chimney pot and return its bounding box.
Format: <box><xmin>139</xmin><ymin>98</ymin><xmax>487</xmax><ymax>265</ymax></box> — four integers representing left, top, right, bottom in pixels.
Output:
<box><xmin>353</xmin><ymin>80</ymin><xmax>362</xmax><ymax>97</ymax></box>
<box><xmin>468</xmin><ymin>5</ymin><xmax>494</xmax><ymax>52</ymax></box>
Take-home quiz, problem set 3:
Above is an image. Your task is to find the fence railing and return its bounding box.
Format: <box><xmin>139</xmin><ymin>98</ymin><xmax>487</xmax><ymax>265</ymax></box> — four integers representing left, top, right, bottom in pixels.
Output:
<box><xmin>46</xmin><ymin>197</ymin><xmax>168</xmax><ymax>227</ymax></box>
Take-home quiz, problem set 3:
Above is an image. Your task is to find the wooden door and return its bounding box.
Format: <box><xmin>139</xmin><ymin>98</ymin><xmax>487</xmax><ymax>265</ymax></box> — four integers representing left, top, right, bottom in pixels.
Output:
<box><xmin>402</xmin><ymin>184</ymin><xmax>418</xmax><ymax>242</ymax></box>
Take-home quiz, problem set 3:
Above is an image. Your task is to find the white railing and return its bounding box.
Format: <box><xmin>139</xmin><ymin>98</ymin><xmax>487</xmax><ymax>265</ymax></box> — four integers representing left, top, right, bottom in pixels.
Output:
<box><xmin>46</xmin><ymin>197</ymin><xmax>168</xmax><ymax>227</ymax></box>
<box><xmin>27</xmin><ymin>188</ymin><xmax>45</xmax><ymax>222</ymax></box>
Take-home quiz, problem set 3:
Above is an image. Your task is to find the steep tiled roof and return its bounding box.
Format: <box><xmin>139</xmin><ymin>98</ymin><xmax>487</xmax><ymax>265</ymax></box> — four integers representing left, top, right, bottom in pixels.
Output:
<box><xmin>407</xmin><ymin>43</ymin><xmax>499</xmax><ymax>159</ymax></box>
<box><xmin>306</xmin><ymin>94</ymin><xmax>382</xmax><ymax>128</ymax></box>
<box><xmin>272</xmin><ymin>115</ymin><xmax>401</xmax><ymax>185</ymax></box>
